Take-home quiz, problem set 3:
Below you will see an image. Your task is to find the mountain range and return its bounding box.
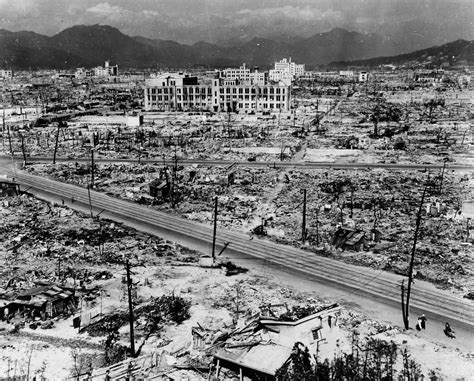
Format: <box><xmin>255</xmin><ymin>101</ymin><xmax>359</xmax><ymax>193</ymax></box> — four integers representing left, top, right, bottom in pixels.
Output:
<box><xmin>0</xmin><ymin>24</ymin><xmax>472</xmax><ymax>70</ymax></box>
<box><xmin>330</xmin><ymin>39</ymin><xmax>474</xmax><ymax>68</ymax></box>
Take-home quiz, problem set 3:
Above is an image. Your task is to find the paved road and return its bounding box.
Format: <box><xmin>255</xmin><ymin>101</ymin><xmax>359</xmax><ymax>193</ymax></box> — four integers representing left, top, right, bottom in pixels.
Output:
<box><xmin>2</xmin><ymin>167</ymin><xmax>473</xmax><ymax>337</ymax></box>
<box><xmin>3</xmin><ymin>155</ymin><xmax>473</xmax><ymax>171</ymax></box>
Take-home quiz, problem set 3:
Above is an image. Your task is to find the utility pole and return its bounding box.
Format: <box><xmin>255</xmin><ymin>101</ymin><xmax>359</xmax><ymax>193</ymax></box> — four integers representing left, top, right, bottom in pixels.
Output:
<box><xmin>90</xmin><ymin>135</ymin><xmax>95</xmax><ymax>189</ymax></box>
<box><xmin>315</xmin><ymin>206</ymin><xmax>320</xmax><ymax>246</ymax></box>
<box><xmin>87</xmin><ymin>184</ymin><xmax>93</xmax><ymax>218</ymax></box>
<box><xmin>402</xmin><ymin>185</ymin><xmax>427</xmax><ymax>330</ymax></box>
<box><xmin>212</xmin><ymin>196</ymin><xmax>218</xmax><ymax>262</ymax></box>
<box><xmin>53</xmin><ymin>122</ymin><xmax>61</xmax><ymax>164</ymax></box>
<box><xmin>19</xmin><ymin>132</ymin><xmax>27</xmax><ymax>166</ymax></box>
<box><xmin>57</xmin><ymin>257</ymin><xmax>62</xmax><ymax>283</ymax></box>
<box><xmin>2</xmin><ymin>104</ymin><xmax>5</xmax><ymax>149</ymax></box>
<box><xmin>125</xmin><ymin>259</ymin><xmax>136</xmax><ymax>357</ymax></box>
<box><xmin>7</xmin><ymin>125</ymin><xmax>13</xmax><ymax>155</ymax></box>
<box><xmin>302</xmin><ymin>189</ymin><xmax>307</xmax><ymax>242</ymax></box>
<box><xmin>439</xmin><ymin>159</ymin><xmax>447</xmax><ymax>194</ymax></box>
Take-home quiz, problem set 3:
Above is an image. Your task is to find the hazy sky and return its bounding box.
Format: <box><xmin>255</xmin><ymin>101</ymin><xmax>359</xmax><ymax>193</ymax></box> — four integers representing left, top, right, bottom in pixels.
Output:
<box><xmin>0</xmin><ymin>0</ymin><xmax>472</xmax><ymax>44</ymax></box>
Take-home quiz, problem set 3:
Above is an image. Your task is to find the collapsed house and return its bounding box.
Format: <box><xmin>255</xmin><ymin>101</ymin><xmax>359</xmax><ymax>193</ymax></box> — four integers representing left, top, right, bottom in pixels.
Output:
<box><xmin>332</xmin><ymin>227</ymin><xmax>367</xmax><ymax>251</ymax></box>
<box><xmin>1</xmin><ymin>282</ymin><xmax>76</xmax><ymax>321</ymax></box>
<box><xmin>212</xmin><ymin>304</ymin><xmax>342</xmax><ymax>380</ymax></box>
<box><xmin>0</xmin><ymin>178</ymin><xmax>20</xmax><ymax>197</ymax></box>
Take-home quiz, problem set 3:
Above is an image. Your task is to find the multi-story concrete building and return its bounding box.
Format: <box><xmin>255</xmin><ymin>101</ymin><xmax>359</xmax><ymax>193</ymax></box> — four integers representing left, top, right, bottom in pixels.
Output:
<box><xmin>358</xmin><ymin>71</ymin><xmax>369</xmax><ymax>82</ymax></box>
<box><xmin>94</xmin><ymin>60</ymin><xmax>118</xmax><ymax>77</ymax></box>
<box><xmin>414</xmin><ymin>70</ymin><xmax>444</xmax><ymax>83</ymax></box>
<box><xmin>222</xmin><ymin>63</ymin><xmax>268</xmax><ymax>86</ymax></box>
<box><xmin>339</xmin><ymin>70</ymin><xmax>354</xmax><ymax>78</ymax></box>
<box><xmin>0</xmin><ymin>69</ymin><xmax>12</xmax><ymax>80</ymax></box>
<box><xmin>269</xmin><ymin>58</ymin><xmax>305</xmax><ymax>83</ymax></box>
<box><xmin>144</xmin><ymin>72</ymin><xmax>290</xmax><ymax>113</ymax></box>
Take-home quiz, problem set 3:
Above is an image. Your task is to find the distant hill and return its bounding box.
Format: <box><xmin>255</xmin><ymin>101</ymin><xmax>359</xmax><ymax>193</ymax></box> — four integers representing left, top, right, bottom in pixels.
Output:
<box><xmin>0</xmin><ymin>24</ymin><xmax>470</xmax><ymax>70</ymax></box>
<box><xmin>329</xmin><ymin>39</ymin><xmax>474</xmax><ymax>68</ymax></box>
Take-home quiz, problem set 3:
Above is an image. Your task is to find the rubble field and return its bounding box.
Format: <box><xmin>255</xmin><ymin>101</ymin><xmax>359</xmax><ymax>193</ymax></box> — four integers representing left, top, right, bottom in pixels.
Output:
<box><xmin>1</xmin><ymin>195</ymin><xmax>472</xmax><ymax>379</ymax></box>
<box><xmin>3</xmin><ymin>86</ymin><xmax>471</xmax><ymax>167</ymax></box>
<box><xmin>27</xmin><ymin>162</ymin><xmax>474</xmax><ymax>295</ymax></box>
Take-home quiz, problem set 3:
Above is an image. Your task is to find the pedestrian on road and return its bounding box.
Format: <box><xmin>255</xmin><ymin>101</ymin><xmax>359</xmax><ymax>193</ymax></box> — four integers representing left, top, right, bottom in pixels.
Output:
<box><xmin>443</xmin><ymin>322</ymin><xmax>455</xmax><ymax>338</ymax></box>
<box><xmin>416</xmin><ymin>314</ymin><xmax>427</xmax><ymax>331</ymax></box>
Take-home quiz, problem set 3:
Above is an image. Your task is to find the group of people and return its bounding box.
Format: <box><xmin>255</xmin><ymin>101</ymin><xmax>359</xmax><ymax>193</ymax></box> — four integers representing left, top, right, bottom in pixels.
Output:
<box><xmin>415</xmin><ymin>314</ymin><xmax>456</xmax><ymax>339</ymax></box>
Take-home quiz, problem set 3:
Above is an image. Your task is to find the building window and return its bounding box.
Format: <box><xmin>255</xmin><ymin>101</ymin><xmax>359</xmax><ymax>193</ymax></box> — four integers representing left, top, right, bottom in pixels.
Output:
<box><xmin>311</xmin><ymin>327</ymin><xmax>323</xmax><ymax>341</ymax></box>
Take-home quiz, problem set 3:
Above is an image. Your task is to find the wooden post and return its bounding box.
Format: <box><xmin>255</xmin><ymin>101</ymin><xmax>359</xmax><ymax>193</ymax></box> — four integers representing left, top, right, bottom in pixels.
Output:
<box><xmin>90</xmin><ymin>145</ymin><xmax>95</xmax><ymax>189</ymax></box>
<box><xmin>19</xmin><ymin>133</ymin><xmax>27</xmax><ymax>166</ymax></box>
<box><xmin>87</xmin><ymin>184</ymin><xmax>93</xmax><ymax>218</ymax></box>
<box><xmin>7</xmin><ymin>125</ymin><xmax>13</xmax><ymax>155</ymax></box>
<box><xmin>302</xmin><ymin>189</ymin><xmax>307</xmax><ymax>242</ymax></box>
<box><xmin>403</xmin><ymin>185</ymin><xmax>427</xmax><ymax>329</ymax></box>
<box><xmin>212</xmin><ymin>196</ymin><xmax>218</xmax><ymax>262</ymax></box>
<box><xmin>53</xmin><ymin>123</ymin><xmax>61</xmax><ymax>164</ymax></box>
<box><xmin>125</xmin><ymin>260</ymin><xmax>136</xmax><ymax>357</ymax></box>
<box><xmin>316</xmin><ymin>206</ymin><xmax>320</xmax><ymax>246</ymax></box>
<box><xmin>439</xmin><ymin>160</ymin><xmax>446</xmax><ymax>194</ymax></box>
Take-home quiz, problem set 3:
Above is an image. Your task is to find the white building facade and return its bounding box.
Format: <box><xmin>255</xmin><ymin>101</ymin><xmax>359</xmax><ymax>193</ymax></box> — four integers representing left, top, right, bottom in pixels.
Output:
<box><xmin>222</xmin><ymin>63</ymin><xmax>268</xmax><ymax>86</ymax></box>
<box><xmin>269</xmin><ymin>58</ymin><xmax>305</xmax><ymax>83</ymax></box>
<box><xmin>144</xmin><ymin>72</ymin><xmax>291</xmax><ymax>113</ymax></box>
<box><xmin>0</xmin><ymin>69</ymin><xmax>12</xmax><ymax>79</ymax></box>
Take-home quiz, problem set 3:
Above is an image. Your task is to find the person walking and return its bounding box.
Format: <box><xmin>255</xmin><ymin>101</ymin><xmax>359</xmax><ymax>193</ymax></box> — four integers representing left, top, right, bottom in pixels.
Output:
<box><xmin>443</xmin><ymin>322</ymin><xmax>455</xmax><ymax>338</ymax></box>
<box><xmin>416</xmin><ymin>314</ymin><xmax>427</xmax><ymax>331</ymax></box>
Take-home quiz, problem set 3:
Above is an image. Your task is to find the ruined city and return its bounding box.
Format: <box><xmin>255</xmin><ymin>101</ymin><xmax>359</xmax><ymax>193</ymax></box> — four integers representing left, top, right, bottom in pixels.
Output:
<box><xmin>0</xmin><ymin>1</ymin><xmax>473</xmax><ymax>380</ymax></box>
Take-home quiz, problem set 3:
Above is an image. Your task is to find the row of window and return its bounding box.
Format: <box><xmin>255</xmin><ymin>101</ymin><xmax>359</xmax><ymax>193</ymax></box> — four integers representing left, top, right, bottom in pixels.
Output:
<box><xmin>148</xmin><ymin>94</ymin><xmax>287</xmax><ymax>102</ymax></box>
<box><xmin>218</xmin><ymin>95</ymin><xmax>286</xmax><ymax>101</ymax></box>
<box><xmin>147</xmin><ymin>86</ymin><xmax>287</xmax><ymax>96</ymax></box>
<box><xmin>147</xmin><ymin>100</ymin><xmax>287</xmax><ymax>110</ymax></box>
<box><xmin>149</xmin><ymin>87</ymin><xmax>212</xmax><ymax>95</ymax></box>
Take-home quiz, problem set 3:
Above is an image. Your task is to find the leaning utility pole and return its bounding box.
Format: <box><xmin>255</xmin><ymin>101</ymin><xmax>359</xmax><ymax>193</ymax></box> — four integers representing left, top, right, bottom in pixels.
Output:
<box><xmin>212</xmin><ymin>196</ymin><xmax>218</xmax><ymax>262</ymax></box>
<box><xmin>402</xmin><ymin>185</ymin><xmax>428</xmax><ymax>330</ymax></box>
<box><xmin>302</xmin><ymin>189</ymin><xmax>307</xmax><ymax>242</ymax></box>
<box><xmin>125</xmin><ymin>259</ymin><xmax>136</xmax><ymax>357</ymax></box>
<box><xmin>439</xmin><ymin>159</ymin><xmax>447</xmax><ymax>194</ymax></box>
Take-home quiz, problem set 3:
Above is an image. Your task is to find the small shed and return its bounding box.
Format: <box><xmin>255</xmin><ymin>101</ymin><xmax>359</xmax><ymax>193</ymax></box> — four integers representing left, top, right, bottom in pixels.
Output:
<box><xmin>8</xmin><ymin>283</ymin><xmax>76</xmax><ymax>320</ymax></box>
<box><xmin>0</xmin><ymin>178</ymin><xmax>20</xmax><ymax>197</ymax></box>
<box><xmin>149</xmin><ymin>179</ymin><xmax>170</xmax><ymax>199</ymax></box>
<box><xmin>332</xmin><ymin>227</ymin><xmax>366</xmax><ymax>251</ymax></box>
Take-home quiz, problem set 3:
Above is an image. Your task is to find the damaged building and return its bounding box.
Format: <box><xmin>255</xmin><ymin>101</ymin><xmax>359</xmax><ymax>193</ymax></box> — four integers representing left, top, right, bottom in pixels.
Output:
<box><xmin>212</xmin><ymin>304</ymin><xmax>342</xmax><ymax>380</ymax></box>
<box><xmin>144</xmin><ymin>72</ymin><xmax>291</xmax><ymax>113</ymax></box>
